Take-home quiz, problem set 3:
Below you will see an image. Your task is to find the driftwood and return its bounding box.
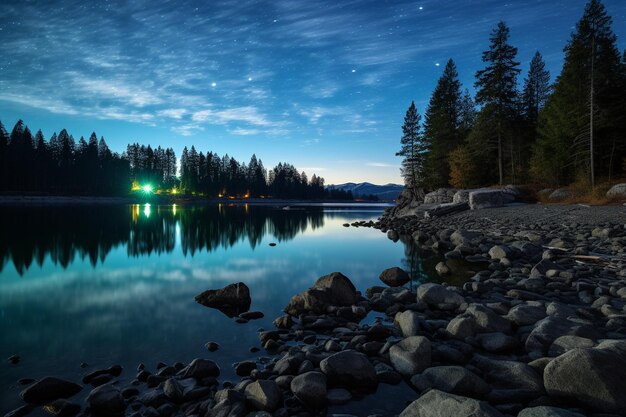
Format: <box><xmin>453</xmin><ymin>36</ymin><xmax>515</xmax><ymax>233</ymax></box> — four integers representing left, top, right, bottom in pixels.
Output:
<box><xmin>424</xmin><ymin>202</ymin><xmax>470</xmax><ymax>219</ymax></box>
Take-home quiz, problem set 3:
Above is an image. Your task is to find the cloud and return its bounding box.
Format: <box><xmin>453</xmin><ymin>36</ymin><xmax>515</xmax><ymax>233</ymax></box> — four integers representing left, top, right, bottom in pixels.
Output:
<box><xmin>192</xmin><ymin>106</ymin><xmax>275</xmax><ymax>127</ymax></box>
<box><xmin>367</xmin><ymin>162</ymin><xmax>395</xmax><ymax>168</ymax></box>
<box><xmin>157</xmin><ymin>108</ymin><xmax>187</xmax><ymax>119</ymax></box>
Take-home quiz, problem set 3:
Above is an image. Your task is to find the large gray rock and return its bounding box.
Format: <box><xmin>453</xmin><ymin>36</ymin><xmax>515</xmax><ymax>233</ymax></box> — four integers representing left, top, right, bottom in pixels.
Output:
<box><xmin>506</xmin><ymin>304</ymin><xmax>546</xmax><ymax>326</ymax></box>
<box><xmin>182</xmin><ymin>358</ymin><xmax>220</xmax><ymax>379</ymax></box>
<box><xmin>394</xmin><ymin>310</ymin><xmax>421</xmax><ymax>337</ymax></box>
<box><xmin>290</xmin><ymin>371</ymin><xmax>326</xmax><ymax>408</ymax></box>
<box><xmin>20</xmin><ymin>377</ymin><xmax>82</xmax><ymax>405</ymax></box>
<box><xmin>399</xmin><ymin>389</ymin><xmax>503</xmax><ymax>417</ymax></box>
<box><xmin>417</xmin><ymin>283</ymin><xmax>464</xmax><ymax>310</ymax></box>
<box><xmin>424</xmin><ymin>188</ymin><xmax>456</xmax><ymax>204</ymax></box>
<box><xmin>453</xmin><ymin>189</ymin><xmax>479</xmax><ymax>204</ymax></box>
<box><xmin>319</xmin><ymin>350</ymin><xmax>377</xmax><ymax>390</ymax></box>
<box><xmin>544</xmin><ymin>347</ymin><xmax>626</xmax><ymax>414</ymax></box>
<box><xmin>450</xmin><ymin>229</ymin><xmax>483</xmax><ymax>247</ymax></box>
<box><xmin>244</xmin><ymin>380</ymin><xmax>282</xmax><ymax>411</ymax></box>
<box><xmin>410</xmin><ymin>366</ymin><xmax>490</xmax><ymax>398</ymax></box>
<box><xmin>389</xmin><ymin>336</ymin><xmax>431</xmax><ymax>376</ymax></box>
<box><xmin>548</xmin><ymin>188</ymin><xmax>571</xmax><ymax>201</ymax></box>
<box><xmin>606</xmin><ymin>183</ymin><xmax>626</xmax><ymax>198</ymax></box>
<box><xmin>465</xmin><ymin>304</ymin><xmax>511</xmax><ymax>333</ymax></box>
<box><xmin>525</xmin><ymin>316</ymin><xmax>600</xmax><ymax>355</ymax></box>
<box><xmin>86</xmin><ymin>384</ymin><xmax>126</xmax><ymax>415</ymax></box>
<box><xmin>472</xmin><ymin>355</ymin><xmax>544</xmax><ymax>393</ymax></box>
<box><xmin>469</xmin><ymin>190</ymin><xmax>504</xmax><ymax>210</ymax></box>
<box><xmin>517</xmin><ymin>406</ymin><xmax>586</xmax><ymax>417</ymax></box>
<box><xmin>379</xmin><ymin>267</ymin><xmax>410</xmax><ymax>287</ymax></box>
<box><xmin>195</xmin><ymin>282</ymin><xmax>251</xmax><ymax>317</ymax></box>
<box><xmin>548</xmin><ymin>335</ymin><xmax>595</xmax><ymax>357</ymax></box>
<box><xmin>284</xmin><ymin>272</ymin><xmax>357</xmax><ymax>316</ymax></box>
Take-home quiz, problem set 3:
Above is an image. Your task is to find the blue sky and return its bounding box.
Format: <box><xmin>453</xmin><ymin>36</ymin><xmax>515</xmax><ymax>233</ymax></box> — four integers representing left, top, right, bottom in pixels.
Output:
<box><xmin>1</xmin><ymin>0</ymin><xmax>624</xmax><ymax>184</ymax></box>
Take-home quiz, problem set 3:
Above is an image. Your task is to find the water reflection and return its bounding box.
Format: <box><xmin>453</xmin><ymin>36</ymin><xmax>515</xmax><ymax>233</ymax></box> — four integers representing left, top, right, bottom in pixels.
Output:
<box><xmin>0</xmin><ymin>204</ymin><xmax>326</xmax><ymax>275</ymax></box>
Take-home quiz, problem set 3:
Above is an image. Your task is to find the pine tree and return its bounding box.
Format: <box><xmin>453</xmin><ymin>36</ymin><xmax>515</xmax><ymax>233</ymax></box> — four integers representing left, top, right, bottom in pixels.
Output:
<box><xmin>533</xmin><ymin>0</ymin><xmax>624</xmax><ymax>185</ymax></box>
<box><xmin>522</xmin><ymin>52</ymin><xmax>551</xmax><ymax>124</ymax></box>
<box><xmin>474</xmin><ymin>21</ymin><xmax>521</xmax><ymax>185</ymax></box>
<box><xmin>396</xmin><ymin>101</ymin><xmax>426</xmax><ymax>195</ymax></box>
<box><xmin>423</xmin><ymin>59</ymin><xmax>464</xmax><ymax>190</ymax></box>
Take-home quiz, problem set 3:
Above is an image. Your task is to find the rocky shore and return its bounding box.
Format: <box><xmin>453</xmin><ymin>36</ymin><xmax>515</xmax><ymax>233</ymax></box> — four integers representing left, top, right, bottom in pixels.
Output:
<box><xmin>5</xmin><ymin>204</ymin><xmax>626</xmax><ymax>417</ymax></box>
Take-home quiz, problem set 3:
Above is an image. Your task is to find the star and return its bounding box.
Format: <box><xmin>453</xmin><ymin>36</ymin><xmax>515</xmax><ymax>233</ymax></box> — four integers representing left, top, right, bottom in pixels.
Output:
<box><xmin>211</xmin><ymin>82</ymin><xmax>217</xmax><ymax>87</ymax></box>
<box><xmin>351</xmin><ymin>69</ymin><xmax>356</xmax><ymax>73</ymax></box>
<box><xmin>435</xmin><ymin>63</ymin><xmax>440</xmax><ymax>67</ymax></box>
<box><xmin>419</xmin><ymin>6</ymin><xmax>424</xmax><ymax>10</ymax></box>
<box><xmin>248</xmin><ymin>77</ymin><xmax>252</xmax><ymax>81</ymax></box>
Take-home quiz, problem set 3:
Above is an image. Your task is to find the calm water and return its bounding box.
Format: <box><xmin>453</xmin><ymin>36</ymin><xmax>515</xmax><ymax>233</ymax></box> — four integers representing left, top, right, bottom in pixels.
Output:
<box><xmin>0</xmin><ymin>204</ymin><xmax>450</xmax><ymax>414</ymax></box>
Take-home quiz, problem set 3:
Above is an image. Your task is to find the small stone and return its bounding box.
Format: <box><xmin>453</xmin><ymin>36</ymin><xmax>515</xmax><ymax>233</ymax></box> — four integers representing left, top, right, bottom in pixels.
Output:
<box><xmin>379</xmin><ymin>267</ymin><xmax>410</xmax><ymax>287</ymax></box>
<box><xmin>8</xmin><ymin>355</ymin><xmax>20</xmax><ymax>364</ymax></box>
<box><xmin>206</xmin><ymin>342</ymin><xmax>220</xmax><ymax>352</ymax></box>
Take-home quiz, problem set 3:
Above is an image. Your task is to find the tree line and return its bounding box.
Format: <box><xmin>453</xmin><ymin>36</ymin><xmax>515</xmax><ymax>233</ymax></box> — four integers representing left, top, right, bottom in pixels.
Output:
<box><xmin>0</xmin><ymin>119</ymin><xmax>352</xmax><ymax>200</ymax></box>
<box><xmin>397</xmin><ymin>0</ymin><xmax>626</xmax><ymax>194</ymax></box>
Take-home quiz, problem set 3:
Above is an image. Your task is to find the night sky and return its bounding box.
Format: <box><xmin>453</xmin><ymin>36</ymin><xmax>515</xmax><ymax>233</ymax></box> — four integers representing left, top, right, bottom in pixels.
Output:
<box><xmin>1</xmin><ymin>1</ymin><xmax>625</xmax><ymax>184</ymax></box>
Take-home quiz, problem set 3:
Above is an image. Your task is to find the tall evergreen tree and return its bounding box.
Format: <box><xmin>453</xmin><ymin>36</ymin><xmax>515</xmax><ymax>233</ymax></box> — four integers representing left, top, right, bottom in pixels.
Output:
<box><xmin>396</xmin><ymin>101</ymin><xmax>426</xmax><ymax>196</ymax></box>
<box><xmin>423</xmin><ymin>59</ymin><xmax>464</xmax><ymax>190</ymax></box>
<box><xmin>474</xmin><ymin>21</ymin><xmax>521</xmax><ymax>185</ymax></box>
<box><xmin>532</xmin><ymin>0</ymin><xmax>625</xmax><ymax>185</ymax></box>
<box><xmin>522</xmin><ymin>52</ymin><xmax>551</xmax><ymax>124</ymax></box>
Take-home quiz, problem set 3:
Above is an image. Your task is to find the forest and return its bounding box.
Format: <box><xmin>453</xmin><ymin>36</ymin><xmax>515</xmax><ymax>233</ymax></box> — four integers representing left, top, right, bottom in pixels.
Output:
<box><xmin>0</xmin><ymin>121</ymin><xmax>355</xmax><ymax>200</ymax></box>
<box><xmin>397</xmin><ymin>0</ymin><xmax>626</xmax><ymax>196</ymax></box>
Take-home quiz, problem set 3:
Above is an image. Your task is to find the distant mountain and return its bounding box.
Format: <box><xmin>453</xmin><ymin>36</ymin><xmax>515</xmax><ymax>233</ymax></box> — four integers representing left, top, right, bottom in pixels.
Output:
<box><xmin>327</xmin><ymin>182</ymin><xmax>403</xmax><ymax>201</ymax></box>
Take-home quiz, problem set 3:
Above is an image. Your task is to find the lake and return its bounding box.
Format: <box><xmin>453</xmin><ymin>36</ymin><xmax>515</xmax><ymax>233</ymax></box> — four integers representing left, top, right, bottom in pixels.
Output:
<box><xmin>0</xmin><ymin>203</ymin><xmax>449</xmax><ymax>414</ymax></box>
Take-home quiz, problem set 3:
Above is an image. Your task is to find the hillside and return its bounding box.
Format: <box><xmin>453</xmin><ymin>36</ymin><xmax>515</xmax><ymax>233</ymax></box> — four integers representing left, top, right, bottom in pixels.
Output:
<box><xmin>327</xmin><ymin>182</ymin><xmax>403</xmax><ymax>201</ymax></box>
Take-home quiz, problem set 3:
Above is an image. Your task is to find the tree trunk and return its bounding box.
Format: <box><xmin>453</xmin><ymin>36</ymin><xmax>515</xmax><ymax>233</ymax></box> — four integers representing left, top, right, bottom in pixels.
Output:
<box><xmin>498</xmin><ymin>128</ymin><xmax>503</xmax><ymax>185</ymax></box>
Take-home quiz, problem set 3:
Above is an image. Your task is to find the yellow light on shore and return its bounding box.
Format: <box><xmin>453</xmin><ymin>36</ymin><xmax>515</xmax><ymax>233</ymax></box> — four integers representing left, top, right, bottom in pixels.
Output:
<box><xmin>171</xmin><ymin>188</ymin><xmax>178</xmax><ymax>194</ymax></box>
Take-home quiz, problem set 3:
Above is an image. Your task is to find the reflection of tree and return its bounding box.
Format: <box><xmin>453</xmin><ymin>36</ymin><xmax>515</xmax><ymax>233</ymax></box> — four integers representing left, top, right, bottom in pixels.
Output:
<box><xmin>0</xmin><ymin>205</ymin><xmax>325</xmax><ymax>275</ymax></box>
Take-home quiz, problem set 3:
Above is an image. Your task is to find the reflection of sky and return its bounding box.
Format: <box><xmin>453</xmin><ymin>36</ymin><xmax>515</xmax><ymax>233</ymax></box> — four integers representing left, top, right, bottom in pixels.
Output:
<box><xmin>0</xmin><ymin>207</ymin><xmax>417</xmax><ymax>412</ymax></box>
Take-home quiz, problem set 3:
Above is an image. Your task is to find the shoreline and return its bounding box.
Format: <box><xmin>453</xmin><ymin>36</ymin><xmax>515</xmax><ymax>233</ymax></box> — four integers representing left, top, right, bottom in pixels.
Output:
<box><xmin>0</xmin><ymin>195</ymin><xmax>394</xmax><ymax>207</ymax></box>
<box><xmin>5</xmin><ymin>204</ymin><xmax>626</xmax><ymax>417</ymax></box>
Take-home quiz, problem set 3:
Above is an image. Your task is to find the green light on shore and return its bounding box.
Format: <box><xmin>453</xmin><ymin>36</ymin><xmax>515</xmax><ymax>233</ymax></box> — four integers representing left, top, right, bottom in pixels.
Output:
<box><xmin>142</xmin><ymin>184</ymin><xmax>153</xmax><ymax>193</ymax></box>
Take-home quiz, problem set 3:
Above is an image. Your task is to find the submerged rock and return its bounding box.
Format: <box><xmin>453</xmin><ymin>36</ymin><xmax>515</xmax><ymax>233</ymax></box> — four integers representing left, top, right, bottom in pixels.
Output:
<box><xmin>86</xmin><ymin>384</ymin><xmax>126</xmax><ymax>415</ymax></box>
<box><xmin>284</xmin><ymin>272</ymin><xmax>357</xmax><ymax>316</ymax></box>
<box><xmin>20</xmin><ymin>377</ymin><xmax>82</xmax><ymax>405</ymax></box>
<box><xmin>379</xmin><ymin>266</ymin><xmax>410</xmax><ymax>287</ymax></box>
<box><xmin>195</xmin><ymin>282</ymin><xmax>252</xmax><ymax>317</ymax></box>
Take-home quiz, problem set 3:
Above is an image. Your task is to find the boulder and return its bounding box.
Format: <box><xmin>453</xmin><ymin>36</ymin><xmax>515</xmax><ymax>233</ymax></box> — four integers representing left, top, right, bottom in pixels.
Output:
<box><xmin>525</xmin><ymin>316</ymin><xmax>600</xmax><ymax>355</ymax></box>
<box><xmin>290</xmin><ymin>371</ymin><xmax>326</xmax><ymax>408</ymax></box>
<box><xmin>517</xmin><ymin>406</ymin><xmax>586</xmax><ymax>417</ymax></box>
<box><xmin>417</xmin><ymin>283</ymin><xmax>464</xmax><ymax>310</ymax></box>
<box><xmin>424</xmin><ymin>188</ymin><xmax>456</xmax><ymax>204</ymax></box>
<box><xmin>195</xmin><ymin>282</ymin><xmax>251</xmax><ymax>317</ymax></box>
<box><xmin>379</xmin><ymin>267</ymin><xmax>410</xmax><ymax>287</ymax></box>
<box><xmin>488</xmin><ymin>245</ymin><xmax>515</xmax><ymax>260</ymax></box>
<box><xmin>182</xmin><ymin>358</ymin><xmax>220</xmax><ymax>379</ymax></box>
<box><xmin>548</xmin><ymin>188</ymin><xmax>572</xmax><ymax>201</ymax></box>
<box><xmin>86</xmin><ymin>384</ymin><xmax>126</xmax><ymax>415</ymax></box>
<box><xmin>319</xmin><ymin>350</ymin><xmax>377</xmax><ymax>390</ymax></box>
<box><xmin>465</xmin><ymin>304</ymin><xmax>511</xmax><ymax>333</ymax></box>
<box><xmin>544</xmin><ymin>347</ymin><xmax>626</xmax><ymax>414</ymax></box>
<box><xmin>394</xmin><ymin>310</ymin><xmax>421</xmax><ymax>337</ymax></box>
<box><xmin>548</xmin><ymin>335</ymin><xmax>595</xmax><ymax>357</ymax></box>
<box><xmin>284</xmin><ymin>272</ymin><xmax>357</xmax><ymax>316</ymax></box>
<box><xmin>244</xmin><ymin>380</ymin><xmax>282</xmax><ymax>411</ymax></box>
<box><xmin>506</xmin><ymin>304</ymin><xmax>546</xmax><ymax>326</ymax></box>
<box><xmin>435</xmin><ymin>262</ymin><xmax>451</xmax><ymax>276</ymax></box>
<box><xmin>453</xmin><ymin>189</ymin><xmax>479</xmax><ymax>204</ymax></box>
<box><xmin>469</xmin><ymin>190</ymin><xmax>505</xmax><ymax>210</ymax></box>
<box><xmin>20</xmin><ymin>377</ymin><xmax>82</xmax><ymax>405</ymax></box>
<box><xmin>399</xmin><ymin>389</ymin><xmax>503</xmax><ymax>417</ymax></box>
<box><xmin>410</xmin><ymin>366</ymin><xmax>490</xmax><ymax>398</ymax></box>
<box><xmin>450</xmin><ymin>229</ymin><xmax>483</xmax><ymax>247</ymax></box>
<box><xmin>387</xmin><ymin>187</ymin><xmax>424</xmax><ymax>218</ymax></box>
<box><xmin>475</xmin><ymin>332</ymin><xmax>519</xmax><ymax>353</ymax></box>
<box><xmin>389</xmin><ymin>336</ymin><xmax>431</xmax><ymax>376</ymax></box>
<box><xmin>606</xmin><ymin>183</ymin><xmax>626</xmax><ymax>198</ymax></box>
<box><xmin>472</xmin><ymin>355</ymin><xmax>544</xmax><ymax>393</ymax></box>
